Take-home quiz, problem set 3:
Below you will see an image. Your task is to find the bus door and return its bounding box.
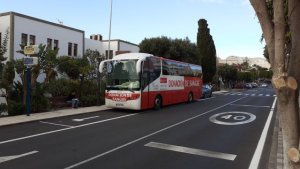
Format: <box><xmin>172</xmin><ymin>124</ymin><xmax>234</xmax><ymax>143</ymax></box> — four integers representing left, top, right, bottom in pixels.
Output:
<box><xmin>141</xmin><ymin>59</ymin><xmax>150</xmax><ymax>109</ymax></box>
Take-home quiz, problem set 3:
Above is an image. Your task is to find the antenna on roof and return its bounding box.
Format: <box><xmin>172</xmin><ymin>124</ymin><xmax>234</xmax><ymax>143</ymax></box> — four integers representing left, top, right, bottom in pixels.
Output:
<box><xmin>56</xmin><ymin>19</ymin><xmax>64</xmax><ymax>25</ymax></box>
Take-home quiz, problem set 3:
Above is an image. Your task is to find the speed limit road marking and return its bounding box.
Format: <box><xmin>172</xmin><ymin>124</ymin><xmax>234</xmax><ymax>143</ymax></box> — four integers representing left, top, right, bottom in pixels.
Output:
<box><xmin>209</xmin><ymin>112</ymin><xmax>256</xmax><ymax>125</ymax></box>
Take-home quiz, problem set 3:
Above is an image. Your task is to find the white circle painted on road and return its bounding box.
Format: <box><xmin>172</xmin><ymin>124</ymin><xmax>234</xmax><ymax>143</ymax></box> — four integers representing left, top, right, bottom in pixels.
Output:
<box><xmin>209</xmin><ymin>112</ymin><xmax>256</xmax><ymax>125</ymax></box>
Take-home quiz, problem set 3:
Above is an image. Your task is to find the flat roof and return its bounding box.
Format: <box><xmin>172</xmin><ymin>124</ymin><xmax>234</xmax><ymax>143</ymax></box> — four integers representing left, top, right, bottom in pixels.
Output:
<box><xmin>101</xmin><ymin>39</ymin><xmax>139</xmax><ymax>47</ymax></box>
<box><xmin>0</xmin><ymin>11</ymin><xmax>84</xmax><ymax>33</ymax></box>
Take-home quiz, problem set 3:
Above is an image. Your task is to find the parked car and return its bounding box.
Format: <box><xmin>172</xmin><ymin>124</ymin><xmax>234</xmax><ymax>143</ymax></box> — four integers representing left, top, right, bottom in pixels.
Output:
<box><xmin>201</xmin><ymin>85</ymin><xmax>212</xmax><ymax>98</ymax></box>
<box><xmin>234</xmin><ymin>83</ymin><xmax>245</xmax><ymax>89</ymax></box>
<box><xmin>261</xmin><ymin>83</ymin><xmax>268</xmax><ymax>87</ymax></box>
<box><xmin>245</xmin><ymin>83</ymin><xmax>252</xmax><ymax>89</ymax></box>
<box><xmin>251</xmin><ymin>83</ymin><xmax>258</xmax><ymax>88</ymax></box>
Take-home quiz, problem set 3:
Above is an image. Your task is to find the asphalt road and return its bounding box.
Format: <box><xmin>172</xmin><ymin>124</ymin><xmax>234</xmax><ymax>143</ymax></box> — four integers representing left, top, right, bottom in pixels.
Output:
<box><xmin>0</xmin><ymin>87</ymin><xmax>276</xmax><ymax>169</ymax></box>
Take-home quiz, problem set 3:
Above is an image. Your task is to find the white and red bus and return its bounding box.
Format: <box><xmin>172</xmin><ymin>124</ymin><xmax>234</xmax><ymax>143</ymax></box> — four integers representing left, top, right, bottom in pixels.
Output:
<box><xmin>99</xmin><ymin>53</ymin><xmax>203</xmax><ymax>110</ymax></box>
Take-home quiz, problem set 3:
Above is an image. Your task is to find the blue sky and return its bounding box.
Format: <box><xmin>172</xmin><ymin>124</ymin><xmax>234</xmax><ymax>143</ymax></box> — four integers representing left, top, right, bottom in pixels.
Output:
<box><xmin>0</xmin><ymin>0</ymin><xmax>264</xmax><ymax>59</ymax></box>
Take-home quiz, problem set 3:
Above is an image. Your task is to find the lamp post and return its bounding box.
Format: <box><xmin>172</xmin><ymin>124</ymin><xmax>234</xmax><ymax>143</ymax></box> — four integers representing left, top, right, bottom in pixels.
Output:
<box><xmin>108</xmin><ymin>0</ymin><xmax>113</xmax><ymax>60</ymax></box>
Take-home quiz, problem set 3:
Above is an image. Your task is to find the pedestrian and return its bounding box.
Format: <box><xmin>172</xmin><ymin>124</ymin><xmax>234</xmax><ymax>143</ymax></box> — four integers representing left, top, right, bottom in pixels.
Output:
<box><xmin>67</xmin><ymin>91</ymin><xmax>79</xmax><ymax>108</ymax></box>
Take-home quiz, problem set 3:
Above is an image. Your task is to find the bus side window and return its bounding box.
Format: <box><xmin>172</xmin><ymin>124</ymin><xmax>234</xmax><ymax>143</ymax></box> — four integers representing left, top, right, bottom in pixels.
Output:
<box><xmin>162</xmin><ymin>60</ymin><xmax>169</xmax><ymax>75</ymax></box>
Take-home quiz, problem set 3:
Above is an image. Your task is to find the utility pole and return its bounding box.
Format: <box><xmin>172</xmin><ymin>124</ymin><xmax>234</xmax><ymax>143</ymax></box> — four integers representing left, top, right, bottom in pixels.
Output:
<box><xmin>108</xmin><ymin>0</ymin><xmax>113</xmax><ymax>60</ymax></box>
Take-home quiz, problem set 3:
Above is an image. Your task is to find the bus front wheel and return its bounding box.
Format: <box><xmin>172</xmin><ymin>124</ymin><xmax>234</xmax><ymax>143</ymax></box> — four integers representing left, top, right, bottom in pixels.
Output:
<box><xmin>154</xmin><ymin>96</ymin><xmax>162</xmax><ymax>110</ymax></box>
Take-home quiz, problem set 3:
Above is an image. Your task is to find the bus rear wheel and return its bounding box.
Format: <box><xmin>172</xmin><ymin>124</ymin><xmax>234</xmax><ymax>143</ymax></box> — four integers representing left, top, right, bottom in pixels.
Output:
<box><xmin>188</xmin><ymin>92</ymin><xmax>193</xmax><ymax>103</ymax></box>
<box><xmin>154</xmin><ymin>96</ymin><xmax>162</xmax><ymax>110</ymax></box>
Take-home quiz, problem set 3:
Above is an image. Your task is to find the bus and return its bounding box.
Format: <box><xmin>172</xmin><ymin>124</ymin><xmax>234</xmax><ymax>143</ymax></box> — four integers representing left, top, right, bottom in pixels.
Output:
<box><xmin>99</xmin><ymin>53</ymin><xmax>203</xmax><ymax>110</ymax></box>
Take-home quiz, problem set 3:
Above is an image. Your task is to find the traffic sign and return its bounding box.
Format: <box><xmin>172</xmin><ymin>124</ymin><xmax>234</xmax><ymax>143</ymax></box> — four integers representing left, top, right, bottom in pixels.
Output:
<box><xmin>24</xmin><ymin>57</ymin><xmax>38</xmax><ymax>66</ymax></box>
<box><xmin>209</xmin><ymin>112</ymin><xmax>256</xmax><ymax>125</ymax></box>
<box><xmin>24</xmin><ymin>45</ymin><xmax>39</xmax><ymax>55</ymax></box>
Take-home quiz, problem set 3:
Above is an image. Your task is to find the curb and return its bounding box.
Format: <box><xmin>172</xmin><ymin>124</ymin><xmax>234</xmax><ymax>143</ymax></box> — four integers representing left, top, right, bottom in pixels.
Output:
<box><xmin>0</xmin><ymin>105</ymin><xmax>109</xmax><ymax>127</ymax></box>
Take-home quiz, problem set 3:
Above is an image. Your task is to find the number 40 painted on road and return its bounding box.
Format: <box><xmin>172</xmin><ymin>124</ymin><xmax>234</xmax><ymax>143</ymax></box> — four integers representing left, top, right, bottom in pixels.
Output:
<box><xmin>209</xmin><ymin>112</ymin><xmax>256</xmax><ymax>125</ymax></box>
<box><xmin>221</xmin><ymin>114</ymin><xmax>247</xmax><ymax>121</ymax></box>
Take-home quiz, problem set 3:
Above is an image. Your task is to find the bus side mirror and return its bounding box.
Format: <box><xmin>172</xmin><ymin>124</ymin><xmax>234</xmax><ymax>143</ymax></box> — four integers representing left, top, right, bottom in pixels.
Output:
<box><xmin>99</xmin><ymin>61</ymin><xmax>105</xmax><ymax>73</ymax></box>
<box><xmin>99</xmin><ymin>60</ymin><xmax>109</xmax><ymax>73</ymax></box>
<box><xmin>136</xmin><ymin>59</ymin><xmax>145</xmax><ymax>74</ymax></box>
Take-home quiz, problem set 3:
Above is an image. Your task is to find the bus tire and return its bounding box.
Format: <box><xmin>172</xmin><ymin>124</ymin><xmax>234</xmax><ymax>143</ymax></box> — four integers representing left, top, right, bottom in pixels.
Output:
<box><xmin>188</xmin><ymin>92</ymin><xmax>193</xmax><ymax>103</ymax></box>
<box><xmin>154</xmin><ymin>95</ymin><xmax>162</xmax><ymax>110</ymax></box>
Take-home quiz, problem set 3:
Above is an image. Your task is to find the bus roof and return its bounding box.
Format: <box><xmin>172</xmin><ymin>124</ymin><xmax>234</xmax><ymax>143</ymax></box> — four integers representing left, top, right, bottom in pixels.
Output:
<box><xmin>112</xmin><ymin>53</ymin><xmax>153</xmax><ymax>60</ymax></box>
<box><xmin>112</xmin><ymin>53</ymin><xmax>201</xmax><ymax>67</ymax></box>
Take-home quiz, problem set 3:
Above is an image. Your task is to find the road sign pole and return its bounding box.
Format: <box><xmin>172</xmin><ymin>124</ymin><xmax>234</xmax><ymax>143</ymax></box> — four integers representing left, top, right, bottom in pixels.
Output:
<box><xmin>26</xmin><ymin>67</ymin><xmax>31</xmax><ymax>116</ymax></box>
<box><xmin>23</xmin><ymin>45</ymin><xmax>39</xmax><ymax>116</ymax></box>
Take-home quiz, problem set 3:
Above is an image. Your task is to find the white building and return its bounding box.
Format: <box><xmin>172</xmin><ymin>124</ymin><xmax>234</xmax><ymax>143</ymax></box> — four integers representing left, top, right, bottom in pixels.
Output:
<box><xmin>0</xmin><ymin>12</ymin><xmax>139</xmax><ymax>61</ymax></box>
<box><xmin>85</xmin><ymin>34</ymin><xmax>139</xmax><ymax>58</ymax></box>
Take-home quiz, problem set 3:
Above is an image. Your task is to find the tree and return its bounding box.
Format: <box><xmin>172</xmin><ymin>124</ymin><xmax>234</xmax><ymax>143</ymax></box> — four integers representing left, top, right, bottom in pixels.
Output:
<box><xmin>139</xmin><ymin>36</ymin><xmax>200</xmax><ymax>65</ymax></box>
<box><xmin>218</xmin><ymin>64</ymin><xmax>237</xmax><ymax>87</ymax></box>
<box><xmin>84</xmin><ymin>49</ymin><xmax>106</xmax><ymax>105</ymax></box>
<box><xmin>250</xmin><ymin>0</ymin><xmax>300</xmax><ymax>168</ymax></box>
<box><xmin>0</xmin><ymin>29</ymin><xmax>9</xmax><ymax>80</ymax></box>
<box><xmin>139</xmin><ymin>36</ymin><xmax>171</xmax><ymax>57</ymax></box>
<box><xmin>56</xmin><ymin>56</ymin><xmax>90</xmax><ymax>99</ymax></box>
<box><xmin>197</xmin><ymin>19</ymin><xmax>217</xmax><ymax>84</ymax></box>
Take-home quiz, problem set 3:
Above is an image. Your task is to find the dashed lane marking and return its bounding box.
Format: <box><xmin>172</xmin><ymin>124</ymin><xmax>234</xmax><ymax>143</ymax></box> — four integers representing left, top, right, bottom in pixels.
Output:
<box><xmin>0</xmin><ymin>151</ymin><xmax>38</xmax><ymax>164</ymax></box>
<box><xmin>40</xmin><ymin>121</ymin><xmax>73</xmax><ymax>128</ymax></box>
<box><xmin>145</xmin><ymin>142</ymin><xmax>237</xmax><ymax>161</ymax></box>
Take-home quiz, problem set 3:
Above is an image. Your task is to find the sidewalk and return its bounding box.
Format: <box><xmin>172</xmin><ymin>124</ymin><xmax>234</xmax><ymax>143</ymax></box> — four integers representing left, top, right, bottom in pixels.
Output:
<box><xmin>0</xmin><ymin>105</ymin><xmax>109</xmax><ymax>127</ymax></box>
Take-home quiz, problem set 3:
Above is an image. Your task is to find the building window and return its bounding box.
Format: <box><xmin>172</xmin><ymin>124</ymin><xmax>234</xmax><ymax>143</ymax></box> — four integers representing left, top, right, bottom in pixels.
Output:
<box><xmin>21</xmin><ymin>33</ymin><xmax>28</xmax><ymax>46</ymax></box>
<box><xmin>54</xmin><ymin>40</ymin><xmax>59</xmax><ymax>50</ymax></box>
<box><xmin>105</xmin><ymin>50</ymin><xmax>113</xmax><ymax>59</ymax></box>
<box><xmin>68</xmin><ymin>42</ymin><xmax>72</xmax><ymax>56</ymax></box>
<box><xmin>47</xmin><ymin>38</ymin><xmax>52</xmax><ymax>49</ymax></box>
<box><xmin>73</xmin><ymin>43</ymin><xmax>78</xmax><ymax>56</ymax></box>
<box><xmin>29</xmin><ymin>35</ymin><xmax>36</xmax><ymax>45</ymax></box>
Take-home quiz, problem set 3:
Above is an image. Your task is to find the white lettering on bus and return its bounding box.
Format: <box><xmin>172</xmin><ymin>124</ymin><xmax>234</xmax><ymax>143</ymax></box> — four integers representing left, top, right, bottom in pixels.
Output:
<box><xmin>168</xmin><ymin>80</ymin><xmax>184</xmax><ymax>88</ymax></box>
<box><xmin>184</xmin><ymin>80</ymin><xmax>200</xmax><ymax>87</ymax></box>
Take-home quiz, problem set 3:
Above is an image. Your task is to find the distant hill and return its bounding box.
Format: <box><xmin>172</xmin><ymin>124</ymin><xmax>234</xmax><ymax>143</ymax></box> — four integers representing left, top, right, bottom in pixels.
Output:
<box><xmin>218</xmin><ymin>56</ymin><xmax>270</xmax><ymax>69</ymax></box>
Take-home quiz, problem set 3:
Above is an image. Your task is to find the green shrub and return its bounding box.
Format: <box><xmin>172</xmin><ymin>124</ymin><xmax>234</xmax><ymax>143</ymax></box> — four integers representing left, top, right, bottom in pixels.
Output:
<box><xmin>80</xmin><ymin>95</ymin><xmax>98</xmax><ymax>107</ymax></box>
<box><xmin>7</xmin><ymin>100</ymin><xmax>25</xmax><ymax>116</ymax></box>
<box><xmin>31</xmin><ymin>83</ymin><xmax>50</xmax><ymax>113</ymax></box>
<box><xmin>80</xmin><ymin>80</ymin><xmax>98</xmax><ymax>96</ymax></box>
<box><xmin>47</xmin><ymin>79</ymin><xmax>79</xmax><ymax>97</ymax></box>
<box><xmin>0</xmin><ymin>103</ymin><xmax>8</xmax><ymax>113</ymax></box>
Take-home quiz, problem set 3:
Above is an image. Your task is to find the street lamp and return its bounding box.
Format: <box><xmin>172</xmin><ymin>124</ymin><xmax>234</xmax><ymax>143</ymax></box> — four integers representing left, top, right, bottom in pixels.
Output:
<box><xmin>108</xmin><ymin>0</ymin><xmax>113</xmax><ymax>60</ymax></box>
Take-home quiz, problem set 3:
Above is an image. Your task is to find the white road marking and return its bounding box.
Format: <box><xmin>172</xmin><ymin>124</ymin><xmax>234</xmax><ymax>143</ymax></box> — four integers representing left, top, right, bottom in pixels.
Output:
<box><xmin>266</xmin><ymin>94</ymin><xmax>270</xmax><ymax>97</ymax></box>
<box><xmin>145</xmin><ymin>142</ymin><xmax>236</xmax><ymax>161</ymax></box>
<box><xmin>72</xmin><ymin>116</ymin><xmax>100</xmax><ymax>122</ymax></box>
<box><xmin>0</xmin><ymin>114</ymin><xmax>137</xmax><ymax>145</ymax></box>
<box><xmin>209</xmin><ymin>112</ymin><xmax>256</xmax><ymax>125</ymax></box>
<box><xmin>251</xmin><ymin>94</ymin><xmax>256</xmax><ymax>96</ymax></box>
<box><xmin>197</xmin><ymin>97</ymin><xmax>215</xmax><ymax>101</ymax></box>
<box><xmin>230</xmin><ymin>104</ymin><xmax>270</xmax><ymax>108</ymax></box>
<box><xmin>64</xmin><ymin>97</ymin><xmax>247</xmax><ymax>169</ymax></box>
<box><xmin>0</xmin><ymin>151</ymin><xmax>38</xmax><ymax>164</ymax></box>
<box><xmin>40</xmin><ymin>121</ymin><xmax>73</xmax><ymax>128</ymax></box>
<box><xmin>273</xmin><ymin>94</ymin><xmax>276</xmax><ymax>97</ymax></box>
<box><xmin>245</xmin><ymin>94</ymin><xmax>249</xmax><ymax>96</ymax></box>
<box><xmin>248</xmin><ymin>97</ymin><xmax>277</xmax><ymax>169</ymax></box>
<box><xmin>258</xmin><ymin>94</ymin><xmax>263</xmax><ymax>96</ymax></box>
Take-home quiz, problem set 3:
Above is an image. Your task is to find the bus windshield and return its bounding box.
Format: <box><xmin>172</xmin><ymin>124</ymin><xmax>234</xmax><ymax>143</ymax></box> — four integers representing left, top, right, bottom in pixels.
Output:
<box><xmin>106</xmin><ymin>59</ymin><xmax>140</xmax><ymax>91</ymax></box>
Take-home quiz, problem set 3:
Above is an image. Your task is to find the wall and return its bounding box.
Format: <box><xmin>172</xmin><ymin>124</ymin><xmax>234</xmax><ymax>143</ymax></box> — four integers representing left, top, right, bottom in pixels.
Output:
<box><xmin>85</xmin><ymin>38</ymin><xmax>103</xmax><ymax>54</ymax></box>
<box><xmin>101</xmin><ymin>40</ymin><xmax>119</xmax><ymax>58</ymax></box>
<box><xmin>119</xmin><ymin>41</ymin><xmax>139</xmax><ymax>53</ymax></box>
<box><xmin>13</xmin><ymin>15</ymin><xmax>84</xmax><ymax>60</ymax></box>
